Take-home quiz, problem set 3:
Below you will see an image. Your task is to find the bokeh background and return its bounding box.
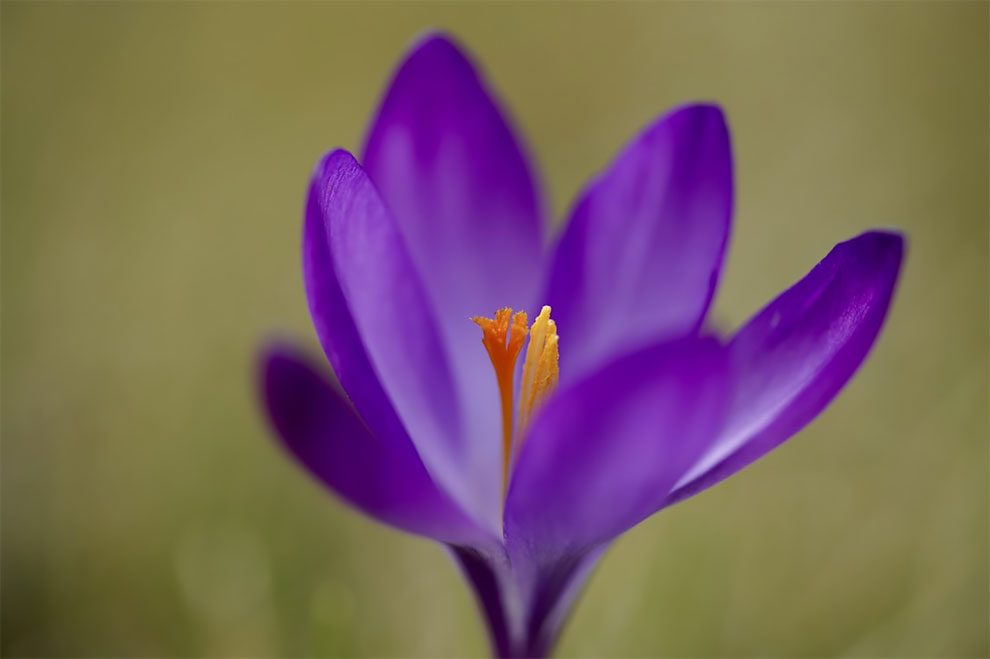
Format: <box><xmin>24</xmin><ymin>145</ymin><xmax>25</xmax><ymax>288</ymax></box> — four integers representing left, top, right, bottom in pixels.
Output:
<box><xmin>3</xmin><ymin>2</ymin><xmax>987</xmax><ymax>657</ymax></box>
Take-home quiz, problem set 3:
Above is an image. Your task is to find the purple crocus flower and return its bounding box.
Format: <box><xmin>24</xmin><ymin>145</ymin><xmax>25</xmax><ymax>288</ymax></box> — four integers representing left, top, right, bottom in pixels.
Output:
<box><xmin>259</xmin><ymin>33</ymin><xmax>904</xmax><ymax>658</ymax></box>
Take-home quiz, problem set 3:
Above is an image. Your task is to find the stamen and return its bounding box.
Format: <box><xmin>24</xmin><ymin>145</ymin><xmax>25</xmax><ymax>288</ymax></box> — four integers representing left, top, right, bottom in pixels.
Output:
<box><xmin>517</xmin><ymin>306</ymin><xmax>559</xmax><ymax>440</ymax></box>
<box><xmin>472</xmin><ymin>308</ymin><xmax>528</xmax><ymax>495</ymax></box>
<box><xmin>474</xmin><ymin>305</ymin><xmax>560</xmax><ymax>497</ymax></box>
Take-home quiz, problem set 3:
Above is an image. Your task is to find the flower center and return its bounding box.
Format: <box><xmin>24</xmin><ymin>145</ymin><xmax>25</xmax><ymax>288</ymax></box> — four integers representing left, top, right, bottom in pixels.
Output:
<box><xmin>472</xmin><ymin>306</ymin><xmax>559</xmax><ymax>495</ymax></box>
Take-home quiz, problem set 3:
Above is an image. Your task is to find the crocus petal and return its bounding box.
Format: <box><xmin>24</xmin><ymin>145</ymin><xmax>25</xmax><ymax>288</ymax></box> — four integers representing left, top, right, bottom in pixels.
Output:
<box><xmin>505</xmin><ymin>337</ymin><xmax>730</xmax><ymax>561</ymax></box>
<box><xmin>260</xmin><ymin>343</ymin><xmax>485</xmax><ymax>545</ymax></box>
<box><xmin>545</xmin><ymin>104</ymin><xmax>733</xmax><ymax>381</ymax></box>
<box><xmin>666</xmin><ymin>231</ymin><xmax>905</xmax><ymax>506</ymax></box>
<box><xmin>502</xmin><ymin>338</ymin><xmax>729</xmax><ymax>655</ymax></box>
<box><xmin>304</xmin><ymin>152</ymin><xmax>409</xmax><ymax>470</ymax></box>
<box><xmin>363</xmin><ymin>32</ymin><xmax>545</xmax><ymax>325</ymax></box>
<box><xmin>362</xmin><ymin>33</ymin><xmax>545</xmax><ymax>525</ymax></box>
<box><xmin>312</xmin><ymin>148</ymin><xmax>494</xmax><ymax>527</ymax></box>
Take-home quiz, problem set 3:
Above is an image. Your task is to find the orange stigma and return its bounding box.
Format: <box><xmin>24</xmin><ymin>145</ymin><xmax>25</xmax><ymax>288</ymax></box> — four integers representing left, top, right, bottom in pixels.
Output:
<box><xmin>473</xmin><ymin>305</ymin><xmax>560</xmax><ymax>496</ymax></box>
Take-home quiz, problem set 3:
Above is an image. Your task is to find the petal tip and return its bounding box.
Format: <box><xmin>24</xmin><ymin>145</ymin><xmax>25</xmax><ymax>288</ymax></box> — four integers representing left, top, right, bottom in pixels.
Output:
<box><xmin>312</xmin><ymin>148</ymin><xmax>359</xmax><ymax>180</ymax></box>
<box><xmin>672</xmin><ymin>101</ymin><xmax>727</xmax><ymax>122</ymax></box>
<box><xmin>408</xmin><ymin>29</ymin><xmax>463</xmax><ymax>54</ymax></box>
<box><xmin>839</xmin><ymin>229</ymin><xmax>906</xmax><ymax>282</ymax></box>
<box><xmin>860</xmin><ymin>228</ymin><xmax>906</xmax><ymax>256</ymax></box>
<box><xmin>396</xmin><ymin>29</ymin><xmax>474</xmax><ymax>77</ymax></box>
<box><xmin>257</xmin><ymin>340</ymin><xmax>321</xmax><ymax>408</ymax></box>
<box><xmin>257</xmin><ymin>339</ymin><xmax>294</xmax><ymax>385</ymax></box>
<box><xmin>655</xmin><ymin>103</ymin><xmax>730</xmax><ymax>142</ymax></box>
<box><xmin>258</xmin><ymin>341</ymin><xmax>310</xmax><ymax>446</ymax></box>
<box><xmin>845</xmin><ymin>228</ymin><xmax>904</xmax><ymax>249</ymax></box>
<box><xmin>633</xmin><ymin>102</ymin><xmax>730</xmax><ymax>147</ymax></box>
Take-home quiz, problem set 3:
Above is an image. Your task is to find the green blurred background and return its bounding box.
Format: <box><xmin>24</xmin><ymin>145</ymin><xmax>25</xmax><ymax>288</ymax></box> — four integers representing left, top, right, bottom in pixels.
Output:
<box><xmin>2</xmin><ymin>2</ymin><xmax>987</xmax><ymax>657</ymax></box>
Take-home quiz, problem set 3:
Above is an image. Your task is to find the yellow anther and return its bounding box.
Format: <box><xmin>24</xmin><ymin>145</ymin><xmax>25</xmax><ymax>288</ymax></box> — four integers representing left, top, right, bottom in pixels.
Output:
<box><xmin>517</xmin><ymin>306</ymin><xmax>559</xmax><ymax>440</ymax></box>
<box><xmin>473</xmin><ymin>305</ymin><xmax>560</xmax><ymax>498</ymax></box>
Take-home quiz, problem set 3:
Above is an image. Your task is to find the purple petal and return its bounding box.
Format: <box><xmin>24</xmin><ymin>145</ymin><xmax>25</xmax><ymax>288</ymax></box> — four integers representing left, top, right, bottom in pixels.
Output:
<box><xmin>259</xmin><ymin>343</ymin><xmax>486</xmax><ymax>545</ymax></box>
<box><xmin>362</xmin><ymin>33</ymin><xmax>546</xmax><ymax>525</ymax></box>
<box><xmin>666</xmin><ymin>231</ymin><xmax>905</xmax><ymax>506</ymax></box>
<box><xmin>311</xmin><ymin>149</ymin><xmax>495</xmax><ymax>528</ymax></box>
<box><xmin>505</xmin><ymin>337</ymin><xmax>730</xmax><ymax>561</ymax></box>
<box><xmin>363</xmin><ymin>33</ymin><xmax>545</xmax><ymax>324</ymax></box>
<box><xmin>448</xmin><ymin>337</ymin><xmax>731</xmax><ymax>657</ymax></box>
<box><xmin>304</xmin><ymin>152</ymin><xmax>409</xmax><ymax>474</ymax></box>
<box><xmin>545</xmin><ymin>104</ymin><xmax>733</xmax><ymax>381</ymax></box>
<box><xmin>502</xmin><ymin>338</ymin><xmax>729</xmax><ymax>656</ymax></box>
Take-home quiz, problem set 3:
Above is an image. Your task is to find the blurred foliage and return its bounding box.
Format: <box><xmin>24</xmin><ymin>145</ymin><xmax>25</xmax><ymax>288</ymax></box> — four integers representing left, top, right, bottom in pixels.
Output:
<box><xmin>2</xmin><ymin>2</ymin><xmax>987</xmax><ymax>657</ymax></box>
